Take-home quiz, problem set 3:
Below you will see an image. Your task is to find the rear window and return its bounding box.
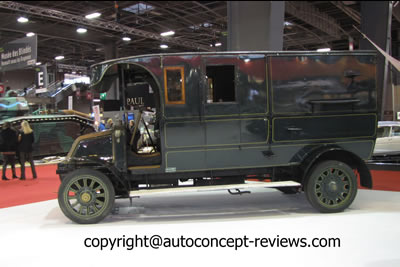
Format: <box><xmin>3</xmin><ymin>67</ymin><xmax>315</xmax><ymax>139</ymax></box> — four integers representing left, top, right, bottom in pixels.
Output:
<box><xmin>392</xmin><ymin>126</ymin><xmax>400</xmax><ymax>137</ymax></box>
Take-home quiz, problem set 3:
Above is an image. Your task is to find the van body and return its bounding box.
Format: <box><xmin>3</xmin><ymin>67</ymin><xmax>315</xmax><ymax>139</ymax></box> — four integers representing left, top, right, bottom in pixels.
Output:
<box><xmin>56</xmin><ymin>51</ymin><xmax>377</xmax><ymax>224</ymax></box>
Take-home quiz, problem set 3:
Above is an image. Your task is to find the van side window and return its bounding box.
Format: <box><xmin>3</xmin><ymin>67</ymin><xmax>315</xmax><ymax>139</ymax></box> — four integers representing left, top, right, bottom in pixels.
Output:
<box><xmin>206</xmin><ymin>65</ymin><xmax>235</xmax><ymax>103</ymax></box>
<box><xmin>164</xmin><ymin>66</ymin><xmax>185</xmax><ymax>105</ymax></box>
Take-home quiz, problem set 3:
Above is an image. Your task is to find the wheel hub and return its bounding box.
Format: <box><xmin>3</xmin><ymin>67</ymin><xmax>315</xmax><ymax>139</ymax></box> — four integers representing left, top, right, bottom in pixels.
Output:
<box><xmin>80</xmin><ymin>192</ymin><xmax>92</xmax><ymax>203</ymax></box>
<box><xmin>327</xmin><ymin>181</ymin><xmax>338</xmax><ymax>192</ymax></box>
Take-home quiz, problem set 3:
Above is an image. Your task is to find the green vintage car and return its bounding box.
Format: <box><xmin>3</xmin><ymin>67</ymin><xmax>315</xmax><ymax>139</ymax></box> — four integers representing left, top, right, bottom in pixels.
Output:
<box><xmin>57</xmin><ymin>51</ymin><xmax>377</xmax><ymax>224</ymax></box>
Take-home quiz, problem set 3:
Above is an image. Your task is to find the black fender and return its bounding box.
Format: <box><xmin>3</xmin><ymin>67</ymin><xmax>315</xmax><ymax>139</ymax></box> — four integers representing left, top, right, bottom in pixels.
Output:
<box><xmin>297</xmin><ymin>145</ymin><xmax>372</xmax><ymax>189</ymax></box>
<box><xmin>57</xmin><ymin>157</ymin><xmax>130</xmax><ymax>195</ymax></box>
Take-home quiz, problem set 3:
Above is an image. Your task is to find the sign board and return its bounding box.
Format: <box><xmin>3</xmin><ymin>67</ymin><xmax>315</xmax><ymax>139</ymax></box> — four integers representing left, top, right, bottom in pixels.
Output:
<box><xmin>68</xmin><ymin>96</ymin><xmax>73</xmax><ymax>110</ymax></box>
<box><xmin>397</xmin><ymin>111</ymin><xmax>400</xmax><ymax>120</ymax></box>
<box><xmin>93</xmin><ymin>105</ymin><xmax>100</xmax><ymax>123</ymax></box>
<box><xmin>125</xmin><ymin>82</ymin><xmax>155</xmax><ymax>108</ymax></box>
<box><xmin>0</xmin><ymin>84</ymin><xmax>4</xmax><ymax>94</ymax></box>
<box><xmin>35</xmin><ymin>88</ymin><xmax>48</xmax><ymax>94</ymax></box>
<box><xmin>0</xmin><ymin>36</ymin><xmax>37</xmax><ymax>72</ymax></box>
<box><xmin>57</xmin><ymin>63</ymin><xmax>88</xmax><ymax>73</ymax></box>
<box><xmin>38</xmin><ymin>71</ymin><xmax>44</xmax><ymax>86</ymax></box>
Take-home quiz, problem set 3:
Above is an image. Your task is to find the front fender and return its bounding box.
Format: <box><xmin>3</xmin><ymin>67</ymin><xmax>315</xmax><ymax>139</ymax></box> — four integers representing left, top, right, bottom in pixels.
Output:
<box><xmin>57</xmin><ymin>157</ymin><xmax>130</xmax><ymax>193</ymax></box>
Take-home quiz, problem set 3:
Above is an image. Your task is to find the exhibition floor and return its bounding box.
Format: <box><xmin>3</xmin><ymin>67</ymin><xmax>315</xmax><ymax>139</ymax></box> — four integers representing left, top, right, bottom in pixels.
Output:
<box><xmin>0</xmin><ymin>164</ymin><xmax>400</xmax><ymax>267</ymax></box>
<box><xmin>0</xmin><ymin>188</ymin><xmax>399</xmax><ymax>267</ymax></box>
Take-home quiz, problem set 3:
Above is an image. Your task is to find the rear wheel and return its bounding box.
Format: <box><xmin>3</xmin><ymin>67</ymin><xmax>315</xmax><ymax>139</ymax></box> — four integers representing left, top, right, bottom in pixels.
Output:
<box><xmin>58</xmin><ymin>168</ymin><xmax>115</xmax><ymax>224</ymax></box>
<box><xmin>304</xmin><ymin>160</ymin><xmax>357</xmax><ymax>213</ymax></box>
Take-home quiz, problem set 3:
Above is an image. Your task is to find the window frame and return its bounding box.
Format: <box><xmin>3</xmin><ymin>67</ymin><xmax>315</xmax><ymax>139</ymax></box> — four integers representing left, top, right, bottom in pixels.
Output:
<box><xmin>163</xmin><ymin>66</ymin><xmax>186</xmax><ymax>105</ymax></box>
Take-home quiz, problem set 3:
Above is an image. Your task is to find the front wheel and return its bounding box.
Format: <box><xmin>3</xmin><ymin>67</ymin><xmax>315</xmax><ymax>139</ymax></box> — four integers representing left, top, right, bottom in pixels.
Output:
<box><xmin>58</xmin><ymin>168</ymin><xmax>115</xmax><ymax>224</ymax></box>
<box><xmin>304</xmin><ymin>160</ymin><xmax>357</xmax><ymax>213</ymax></box>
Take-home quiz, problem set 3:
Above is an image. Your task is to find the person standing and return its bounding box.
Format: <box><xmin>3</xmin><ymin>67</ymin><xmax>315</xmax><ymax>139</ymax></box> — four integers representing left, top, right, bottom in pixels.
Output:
<box><xmin>105</xmin><ymin>118</ymin><xmax>113</xmax><ymax>129</ymax></box>
<box><xmin>18</xmin><ymin>121</ymin><xmax>37</xmax><ymax>180</ymax></box>
<box><xmin>1</xmin><ymin>122</ymin><xmax>18</xmax><ymax>180</ymax></box>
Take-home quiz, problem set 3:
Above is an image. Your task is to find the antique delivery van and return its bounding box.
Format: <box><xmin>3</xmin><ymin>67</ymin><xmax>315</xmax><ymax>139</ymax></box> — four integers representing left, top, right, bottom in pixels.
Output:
<box><xmin>56</xmin><ymin>51</ymin><xmax>377</xmax><ymax>224</ymax></box>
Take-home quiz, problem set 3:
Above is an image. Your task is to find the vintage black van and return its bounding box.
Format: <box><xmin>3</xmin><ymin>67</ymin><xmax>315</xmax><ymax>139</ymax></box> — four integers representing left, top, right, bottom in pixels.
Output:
<box><xmin>57</xmin><ymin>51</ymin><xmax>377</xmax><ymax>224</ymax></box>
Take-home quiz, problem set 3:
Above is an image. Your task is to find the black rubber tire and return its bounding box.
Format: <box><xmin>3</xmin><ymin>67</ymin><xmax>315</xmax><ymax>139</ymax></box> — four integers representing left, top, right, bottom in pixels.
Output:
<box><xmin>304</xmin><ymin>160</ymin><xmax>357</xmax><ymax>213</ymax></box>
<box><xmin>58</xmin><ymin>168</ymin><xmax>115</xmax><ymax>224</ymax></box>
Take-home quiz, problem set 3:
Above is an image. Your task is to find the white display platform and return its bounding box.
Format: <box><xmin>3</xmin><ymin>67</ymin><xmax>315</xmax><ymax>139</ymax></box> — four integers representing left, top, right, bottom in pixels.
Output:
<box><xmin>0</xmin><ymin>188</ymin><xmax>399</xmax><ymax>267</ymax></box>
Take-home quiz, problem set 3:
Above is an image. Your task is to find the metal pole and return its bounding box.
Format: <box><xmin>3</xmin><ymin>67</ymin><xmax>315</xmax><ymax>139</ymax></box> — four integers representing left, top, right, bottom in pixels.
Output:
<box><xmin>382</xmin><ymin>1</ymin><xmax>392</xmax><ymax>120</ymax></box>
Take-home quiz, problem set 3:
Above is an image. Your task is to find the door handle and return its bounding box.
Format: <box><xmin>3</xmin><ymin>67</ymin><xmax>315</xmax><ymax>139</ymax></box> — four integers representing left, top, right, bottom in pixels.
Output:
<box><xmin>286</xmin><ymin>127</ymin><xmax>302</xmax><ymax>131</ymax></box>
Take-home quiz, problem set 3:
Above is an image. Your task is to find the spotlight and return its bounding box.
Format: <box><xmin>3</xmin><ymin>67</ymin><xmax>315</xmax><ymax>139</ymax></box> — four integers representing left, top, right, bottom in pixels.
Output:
<box><xmin>77</xmin><ymin>28</ymin><xmax>87</xmax><ymax>34</ymax></box>
<box><xmin>160</xmin><ymin>31</ymin><xmax>175</xmax><ymax>37</ymax></box>
<box><xmin>317</xmin><ymin>48</ymin><xmax>331</xmax><ymax>52</ymax></box>
<box><xmin>85</xmin><ymin>12</ymin><xmax>101</xmax><ymax>19</ymax></box>
<box><xmin>17</xmin><ymin>16</ymin><xmax>29</xmax><ymax>23</ymax></box>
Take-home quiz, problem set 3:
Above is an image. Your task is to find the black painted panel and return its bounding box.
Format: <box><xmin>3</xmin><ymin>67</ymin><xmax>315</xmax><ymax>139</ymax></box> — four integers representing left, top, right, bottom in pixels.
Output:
<box><xmin>273</xmin><ymin>114</ymin><xmax>376</xmax><ymax>142</ymax></box>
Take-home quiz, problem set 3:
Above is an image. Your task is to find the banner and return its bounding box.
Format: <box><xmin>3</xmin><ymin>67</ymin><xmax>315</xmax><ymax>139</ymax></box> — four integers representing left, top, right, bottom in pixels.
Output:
<box><xmin>354</xmin><ymin>26</ymin><xmax>400</xmax><ymax>72</ymax></box>
<box><xmin>0</xmin><ymin>36</ymin><xmax>37</xmax><ymax>72</ymax></box>
<box><xmin>68</xmin><ymin>96</ymin><xmax>73</xmax><ymax>110</ymax></box>
<box><xmin>93</xmin><ymin>105</ymin><xmax>100</xmax><ymax>123</ymax></box>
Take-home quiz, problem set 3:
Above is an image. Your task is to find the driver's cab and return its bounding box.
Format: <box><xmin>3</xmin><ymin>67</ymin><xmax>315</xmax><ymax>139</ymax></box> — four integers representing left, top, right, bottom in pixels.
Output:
<box><xmin>69</xmin><ymin>61</ymin><xmax>163</xmax><ymax>171</ymax></box>
<box><xmin>121</xmin><ymin>64</ymin><xmax>162</xmax><ymax>169</ymax></box>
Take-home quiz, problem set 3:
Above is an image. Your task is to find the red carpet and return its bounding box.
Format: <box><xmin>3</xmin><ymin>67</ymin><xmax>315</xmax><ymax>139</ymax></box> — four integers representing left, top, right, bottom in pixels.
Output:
<box><xmin>370</xmin><ymin>170</ymin><xmax>400</xmax><ymax>191</ymax></box>
<box><xmin>0</xmin><ymin>165</ymin><xmax>399</xmax><ymax>209</ymax></box>
<box><xmin>0</xmin><ymin>164</ymin><xmax>60</xmax><ymax>209</ymax></box>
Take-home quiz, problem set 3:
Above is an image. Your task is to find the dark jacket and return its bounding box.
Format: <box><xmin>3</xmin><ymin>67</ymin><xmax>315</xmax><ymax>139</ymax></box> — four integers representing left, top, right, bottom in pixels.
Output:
<box><xmin>0</xmin><ymin>127</ymin><xmax>18</xmax><ymax>152</ymax></box>
<box><xmin>19</xmin><ymin>132</ymin><xmax>34</xmax><ymax>153</ymax></box>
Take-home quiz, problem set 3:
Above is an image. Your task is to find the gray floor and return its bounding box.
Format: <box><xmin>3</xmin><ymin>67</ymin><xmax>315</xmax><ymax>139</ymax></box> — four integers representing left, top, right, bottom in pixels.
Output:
<box><xmin>0</xmin><ymin>188</ymin><xmax>399</xmax><ymax>267</ymax></box>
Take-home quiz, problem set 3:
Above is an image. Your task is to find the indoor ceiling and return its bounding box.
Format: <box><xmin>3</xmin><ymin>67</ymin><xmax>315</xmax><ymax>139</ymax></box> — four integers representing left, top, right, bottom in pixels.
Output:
<box><xmin>0</xmin><ymin>1</ymin><xmax>398</xmax><ymax>69</ymax></box>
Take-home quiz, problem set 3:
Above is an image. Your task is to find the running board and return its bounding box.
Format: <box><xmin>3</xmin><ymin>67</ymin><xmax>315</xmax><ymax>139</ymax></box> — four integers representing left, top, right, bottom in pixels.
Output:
<box><xmin>129</xmin><ymin>180</ymin><xmax>301</xmax><ymax>197</ymax></box>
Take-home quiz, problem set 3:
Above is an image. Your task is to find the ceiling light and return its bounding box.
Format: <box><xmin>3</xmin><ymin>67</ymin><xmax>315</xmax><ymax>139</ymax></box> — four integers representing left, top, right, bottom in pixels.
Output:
<box><xmin>160</xmin><ymin>31</ymin><xmax>175</xmax><ymax>37</ymax></box>
<box><xmin>316</xmin><ymin>48</ymin><xmax>331</xmax><ymax>52</ymax></box>
<box><xmin>77</xmin><ymin>28</ymin><xmax>87</xmax><ymax>34</ymax></box>
<box><xmin>215</xmin><ymin>42</ymin><xmax>222</xmax><ymax>47</ymax></box>
<box><xmin>244</xmin><ymin>59</ymin><xmax>250</xmax><ymax>63</ymax></box>
<box><xmin>122</xmin><ymin>36</ymin><xmax>131</xmax><ymax>41</ymax></box>
<box><xmin>26</xmin><ymin>32</ymin><xmax>35</xmax><ymax>37</ymax></box>
<box><xmin>160</xmin><ymin>44</ymin><xmax>168</xmax><ymax>49</ymax></box>
<box><xmin>284</xmin><ymin>21</ymin><xmax>293</xmax><ymax>27</ymax></box>
<box><xmin>35</xmin><ymin>62</ymin><xmax>42</xmax><ymax>66</ymax></box>
<box><xmin>55</xmin><ymin>56</ymin><xmax>65</xmax><ymax>60</ymax></box>
<box><xmin>17</xmin><ymin>16</ymin><xmax>29</xmax><ymax>23</ymax></box>
<box><xmin>85</xmin><ymin>12</ymin><xmax>101</xmax><ymax>19</ymax></box>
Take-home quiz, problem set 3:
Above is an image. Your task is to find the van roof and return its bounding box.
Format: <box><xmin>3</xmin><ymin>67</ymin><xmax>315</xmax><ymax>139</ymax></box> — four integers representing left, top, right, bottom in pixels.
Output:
<box><xmin>91</xmin><ymin>50</ymin><xmax>377</xmax><ymax>69</ymax></box>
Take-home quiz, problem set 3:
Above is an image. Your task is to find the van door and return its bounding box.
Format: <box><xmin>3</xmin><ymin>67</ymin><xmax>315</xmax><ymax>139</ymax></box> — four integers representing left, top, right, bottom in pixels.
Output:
<box><xmin>161</xmin><ymin>55</ymin><xmax>206</xmax><ymax>172</ymax></box>
<box><xmin>202</xmin><ymin>55</ymin><xmax>270</xmax><ymax>170</ymax></box>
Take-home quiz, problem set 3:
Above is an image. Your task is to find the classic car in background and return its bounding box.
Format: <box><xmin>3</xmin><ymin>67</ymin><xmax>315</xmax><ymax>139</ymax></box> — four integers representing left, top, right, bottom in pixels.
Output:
<box><xmin>0</xmin><ymin>114</ymin><xmax>95</xmax><ymax>160</ymax></box>
<box><xmin>0</xmin><ymin>97</ymin><xmax>95</xmax><ymax>161</ymax></box>
<box><xmin>0</xmin><ymin>97</ymin><xmax>30</xmax><ymax>120</ymax></box>
<box><xmin>373</xmin><ymin>121</ymin><xmax>400</xmax><ymax>156</ymax></box>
